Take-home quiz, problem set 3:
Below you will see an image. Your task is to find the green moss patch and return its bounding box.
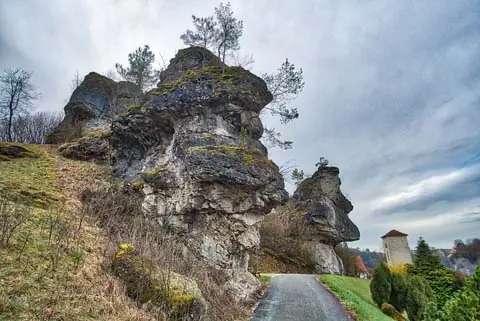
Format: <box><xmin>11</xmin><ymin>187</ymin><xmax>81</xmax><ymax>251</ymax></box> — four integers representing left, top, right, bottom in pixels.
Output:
<box><xmin>187</xmin><ymin>144</ymin><xmax>272</xmax><ymax>166</ymax></box>
<box><xmin>153</xmin><ymin>65</ymin><xmax>248</xmax><ymax>97</ymax></box>
<box><xmin>0</xmin><ymin>143</ymin><xmax>38</xmax><ymax>161</ymax></box>
<box><xmin>111</xmin><ymin>244</ymin><xmax>205</xmax><ymax>320</ymax></box>
<box><xmin>0</xmin><ymin>146</ymin><xmax>61</xmax><ymax>208</ymax></box>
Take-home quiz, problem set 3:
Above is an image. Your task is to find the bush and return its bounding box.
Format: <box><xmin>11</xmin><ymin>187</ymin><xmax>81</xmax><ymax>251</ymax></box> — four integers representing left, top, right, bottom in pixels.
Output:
<box><xmin>424</xmin><ymin>266</ymin><xmax>480</xmax><ymax>321</ymax></box>
<box><xmin>370</xmin><ymin>263</ymin><xmax>392</xmax><ymax>307</ymax></box>
<box><xmin>388</xmin><ymin>263</ymin><xmax>408</xmax><ymax>275</ymax></box>
<box><xmin>405</xmin><ymin>275</ymin><xmax>433</xmax><ymax>321</ymax></box>
<box><xmin>259</xmin><ymin>202</ymin><xmax>314</xmax><ymax>268</ymax></box>
<box><xmin>381</xmin><ymin>303</ymin><xmax>407</xmax><ymax>321</ymax></box>
<box><xmin>390</xmin><ymin>273</ymin><xmax>407</xmax><ymax>312</ymax></box>
<box><xmin>437</xmin><ymin>289</ymin><xmax>480</xmax><ymax>321</ymax></box>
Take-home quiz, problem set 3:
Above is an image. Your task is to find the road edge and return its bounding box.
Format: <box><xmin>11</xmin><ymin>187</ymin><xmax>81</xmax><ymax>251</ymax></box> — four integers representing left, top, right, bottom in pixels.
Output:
<box><xmin>247</xmin><ymin>274</ymin><xmax>276</xmax><ymax>320</ymax></box>
<box><xmin>315</xmin><ymin>275</ymin><xmax>358</xmax><ymax>321</ymax></box>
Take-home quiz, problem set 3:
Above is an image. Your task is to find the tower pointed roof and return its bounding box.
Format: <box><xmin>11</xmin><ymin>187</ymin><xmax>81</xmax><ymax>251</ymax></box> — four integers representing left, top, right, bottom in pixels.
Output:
<box><xmin>381</xmin><ymin>229</ymin><xmax>408</xmax><ymax>239</ymax></box>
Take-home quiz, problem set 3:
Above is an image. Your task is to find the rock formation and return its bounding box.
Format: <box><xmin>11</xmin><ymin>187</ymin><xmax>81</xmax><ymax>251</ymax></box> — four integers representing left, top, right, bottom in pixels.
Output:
<box><xmin>292</xmin><ymin>166</ymin><xmax>360</xmax><ymax>274</ymax></box>
<box><xmin>55</xmin><ymin>47</ymin><xmax>288</xmax><ymax>300</ymax></box>
<box><xmin>110</xmin><ymin>47</ymin><xmax>288</xmax><ymax>299</ymax></box>
<box><xmin>47</xmin><ymin>72</ymin><xmax>142</xmax><ymax>144</ymax></box>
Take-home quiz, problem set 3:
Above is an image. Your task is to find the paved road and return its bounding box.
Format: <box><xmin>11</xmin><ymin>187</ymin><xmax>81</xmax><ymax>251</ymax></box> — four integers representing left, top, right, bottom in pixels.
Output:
<box><xmin>251</xmin><ymin>274</ymin><xmax>352</xmax><ymax>321</ymax></box>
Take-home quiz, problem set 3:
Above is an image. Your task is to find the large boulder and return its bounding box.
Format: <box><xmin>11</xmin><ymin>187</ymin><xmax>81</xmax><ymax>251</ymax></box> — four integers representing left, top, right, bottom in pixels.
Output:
<box><xmin>47</xmin><ymin>72</ymin><xmax>142</xmax><ymax>144</ymax></box>
<box><xmin>110</xmin><ymin>47</ymin><xmax>288</xmax><ymax>300</ymax></box>
<box><xmin>292</xmin><ymin>166</ymin><xmax>360</xmax><ymax>274</ymax></box>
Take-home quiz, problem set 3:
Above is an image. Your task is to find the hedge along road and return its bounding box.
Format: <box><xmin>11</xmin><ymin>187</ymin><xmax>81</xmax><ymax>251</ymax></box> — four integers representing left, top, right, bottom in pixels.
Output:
<box><xmin>251</xmin><ymin>274</ymin><xmax>352</xmax><ymax>321</ymax></box>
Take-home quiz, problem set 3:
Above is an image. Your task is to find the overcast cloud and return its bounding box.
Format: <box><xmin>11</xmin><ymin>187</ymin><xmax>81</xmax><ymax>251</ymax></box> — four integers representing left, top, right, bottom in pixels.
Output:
<box><xmin>1</xmin><ymin>0</ymin><xmax>479</xmax><ymax>250</ymax></box>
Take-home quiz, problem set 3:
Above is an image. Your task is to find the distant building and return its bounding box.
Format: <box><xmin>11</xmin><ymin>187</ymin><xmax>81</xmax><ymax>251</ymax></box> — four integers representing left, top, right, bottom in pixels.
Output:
<box><xmin>381</xmin><ymin>230</ymin><xmax>413</xmax><ymax>265</ymax></box>
<box><xmin>355</xmin><ymin>255</ymin><xmax>369</xmax><ymax>279</ymax></box>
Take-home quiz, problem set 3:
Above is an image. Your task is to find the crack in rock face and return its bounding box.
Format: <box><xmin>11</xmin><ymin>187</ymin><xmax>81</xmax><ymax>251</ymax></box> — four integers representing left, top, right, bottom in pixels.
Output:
<box><xmin>110</xmin><ymin>47</ymin><xmax>289</xmax><ymax>300</ymax></box>
<box><xmin>292</xmin><ymin>166</ymin><xmax>360</xmax><ymax>274</ymax></box>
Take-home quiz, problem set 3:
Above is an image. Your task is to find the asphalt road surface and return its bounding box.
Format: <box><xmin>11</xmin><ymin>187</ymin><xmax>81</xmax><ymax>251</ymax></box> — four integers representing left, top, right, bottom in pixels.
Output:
<box><xmin>251</xmin><ymin>274</ymin><xmax>352</xmax><ymax>321</ymax></box>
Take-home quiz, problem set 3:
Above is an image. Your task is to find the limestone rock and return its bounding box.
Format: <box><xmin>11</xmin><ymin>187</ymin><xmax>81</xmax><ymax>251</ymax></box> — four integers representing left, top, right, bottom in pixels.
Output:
<box><xmin>47</xmin><ymin>72</ymin><xmax>142</xmax><ymax>144</ymax></box>
<box><xmin>158</xmin><ymin>47</ymin><xmax>224</xmax><ymax>84</ymax></box>
<box><xmin>57</xmin><ymin>129</ymin><xmax>111</xmax><ymax>163</ymax></box>
<box><xmin>110</xmin><ymin>47</ymin><xmax>288</xmax><ymax>300</ymax></box>
<box><xmin>301</xmin><ymin>242</ymin><xmax>344</xmax><ymax>274</ymax></box>
<box><xmin>292</xmin><ymin>166</ymin><xmax>360</xmax><ymax>273</ymax></box>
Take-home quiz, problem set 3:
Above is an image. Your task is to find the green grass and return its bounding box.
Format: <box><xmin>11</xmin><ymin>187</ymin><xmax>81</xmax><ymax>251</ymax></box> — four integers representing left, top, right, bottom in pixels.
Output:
<box><xmin>0</xmin><ymin>144</ymin><xmax>62</xmax><ymax>208</ymax></box>
<box><xmin>0</xmin><ymin>145</ymin><xmax>152</xmax><ymax>321</ymax></box>
<box><xmin>257</xmin><ymin>275</ymin><xmax>272</xmax><ymax>287</ymax></box>
<box><xmin>317</xmin><ymin>275</ymin><xmax>393</xmax><ymax>321</ymax></box>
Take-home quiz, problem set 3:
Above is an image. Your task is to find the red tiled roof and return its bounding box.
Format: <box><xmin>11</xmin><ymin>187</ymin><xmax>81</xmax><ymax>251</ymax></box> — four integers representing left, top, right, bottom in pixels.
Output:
<box><xmin>381</xmin><ymin>229</ymin><xmax>408</xmax><ymax>239</ymax></box>
<box><xmin>355</xmin><ymin>256</ymin><xmax>369</xmax><ymax>274</ymax></box>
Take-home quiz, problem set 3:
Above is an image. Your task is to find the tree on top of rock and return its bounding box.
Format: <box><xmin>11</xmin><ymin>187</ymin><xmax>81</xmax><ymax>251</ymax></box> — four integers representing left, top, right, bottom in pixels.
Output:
<box><xmin>315</xmin><ymin>157</ymin><xmax>329</xmax><ymax>168</ymax></box>
<box><xmin>115</xmin><ymin>45</ymin><xmax>160</xmax><ymax>91</ymax></box>
<box><xmin>291</xmin><ymin>168</ymin><xmax>305</xmax><ymax>186</ymax></box>
<box><xmin>214</xmin><ymin>2</ymin><xmax>243</xmax><ymax>73</ymax></box>
<box><xmin>180</xmin><ymin>15</ymin><xmax>218</xmax><ymax>68</ymax></box>
<box><xmin>262</xmin><ymin>58</ymin><xmax>304</xmax><ymax>149</ymax></box>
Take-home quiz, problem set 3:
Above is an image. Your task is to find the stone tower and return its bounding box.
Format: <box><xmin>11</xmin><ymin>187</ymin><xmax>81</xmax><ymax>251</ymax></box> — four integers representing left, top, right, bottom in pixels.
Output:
<box><xmin>381</xmin><ymin>229</ymin><xmax>413</xmax><ymax>265</ymax></box>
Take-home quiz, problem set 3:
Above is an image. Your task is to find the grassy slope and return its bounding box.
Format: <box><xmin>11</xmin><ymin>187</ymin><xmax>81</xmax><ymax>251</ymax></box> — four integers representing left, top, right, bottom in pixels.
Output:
<box><xmin>317</xmin><ymin>275</ymin><xmax>392</xmax><ymax>321</ymax></box>
<box><xmin>0</xmin><ymin>144</ymin><xmax>153</xmax><ymax>321</ymax></box>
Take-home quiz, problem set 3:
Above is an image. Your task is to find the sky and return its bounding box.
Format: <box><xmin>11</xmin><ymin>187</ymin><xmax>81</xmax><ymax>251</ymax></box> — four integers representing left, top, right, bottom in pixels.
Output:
<box><xmin>1</xmin><ymin>0</ymin><xmax>479</xmax><ymax>251</ymax></box>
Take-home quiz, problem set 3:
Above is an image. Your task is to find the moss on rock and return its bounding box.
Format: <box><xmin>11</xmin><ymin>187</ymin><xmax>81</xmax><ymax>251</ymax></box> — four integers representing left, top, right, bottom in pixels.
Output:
<box><xmin>111</xmin><ymin>244</ymin><xmax>206</xmax><ymax>321</ymax></box>
<box><xmin>0</xmin><ymin>143</ymin><xmax>38</xmax><ymax>161</ymax></box>
<box><xmin>58</xmin><ymin>129</ymin><xmax>111</xmax><ymax>163</ymax></box>
<box><xmin>187</xmin><ymin>144</ymin><xmax>273</xmax><ymax>166</ymax></box>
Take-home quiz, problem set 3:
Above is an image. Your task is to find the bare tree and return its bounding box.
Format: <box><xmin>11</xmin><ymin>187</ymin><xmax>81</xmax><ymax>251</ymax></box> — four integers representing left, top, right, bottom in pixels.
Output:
<box><xmin>180</xmin><ymin>15</ymin><xmax>218</xmax><ymax>67</ymax></box>
<box><xmin>103</xmin><ymin>69</ymin><xmax>120</xmax><ymax>81</ymax></box>
<box><xmin>229</xmin><ymin>52</ymin><xmax>255</xmax><ymax>70</ymax></box>
<box><xmin>0</xmin><ymin>68</ymin><xmax>40</xmax><ymax>141</ymax></box>
<box><xmin>70</xmin><ymin>71</ymin><xmax>83</xmax><ymax>94</ymax></box>
<box><xmin>261</xmin><ymin>59</ymin><xmax>305</xmax><ymax>149</ymax></box>
<box><xmin>115</xmin><ymin>45</ymin><xmax>160</xmax><ymax>91</ymax></box>
<box><xmin>0</xmin><ymin>111</ymin><xmax>62</xmax><ymax>144</ymax></box>
<box><xmin>214</xmin><ymin>2</ymin><xmax>243</xmax><ymax>73</ymax></box>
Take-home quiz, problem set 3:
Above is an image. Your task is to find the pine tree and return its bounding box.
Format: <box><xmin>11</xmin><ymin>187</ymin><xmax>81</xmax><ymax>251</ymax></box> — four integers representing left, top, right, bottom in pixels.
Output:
<box><xmin>180</xmin><ymin>15</ymin><xmax>218</xmax><ymax>67</ymax></box>
<box><xmin>413</xmin><ymin>238</ymin><xmax>442</xmax><ymax>272</ymax></box>
<box><xmin>115</xmin><ymin>45</ymin><xmax>160</xmax><ymax>90</ymax></box>
<box><xmin>214</xmin><ymin>2</ymin><xmax>243</xmax><ymax>73</ymax></box>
